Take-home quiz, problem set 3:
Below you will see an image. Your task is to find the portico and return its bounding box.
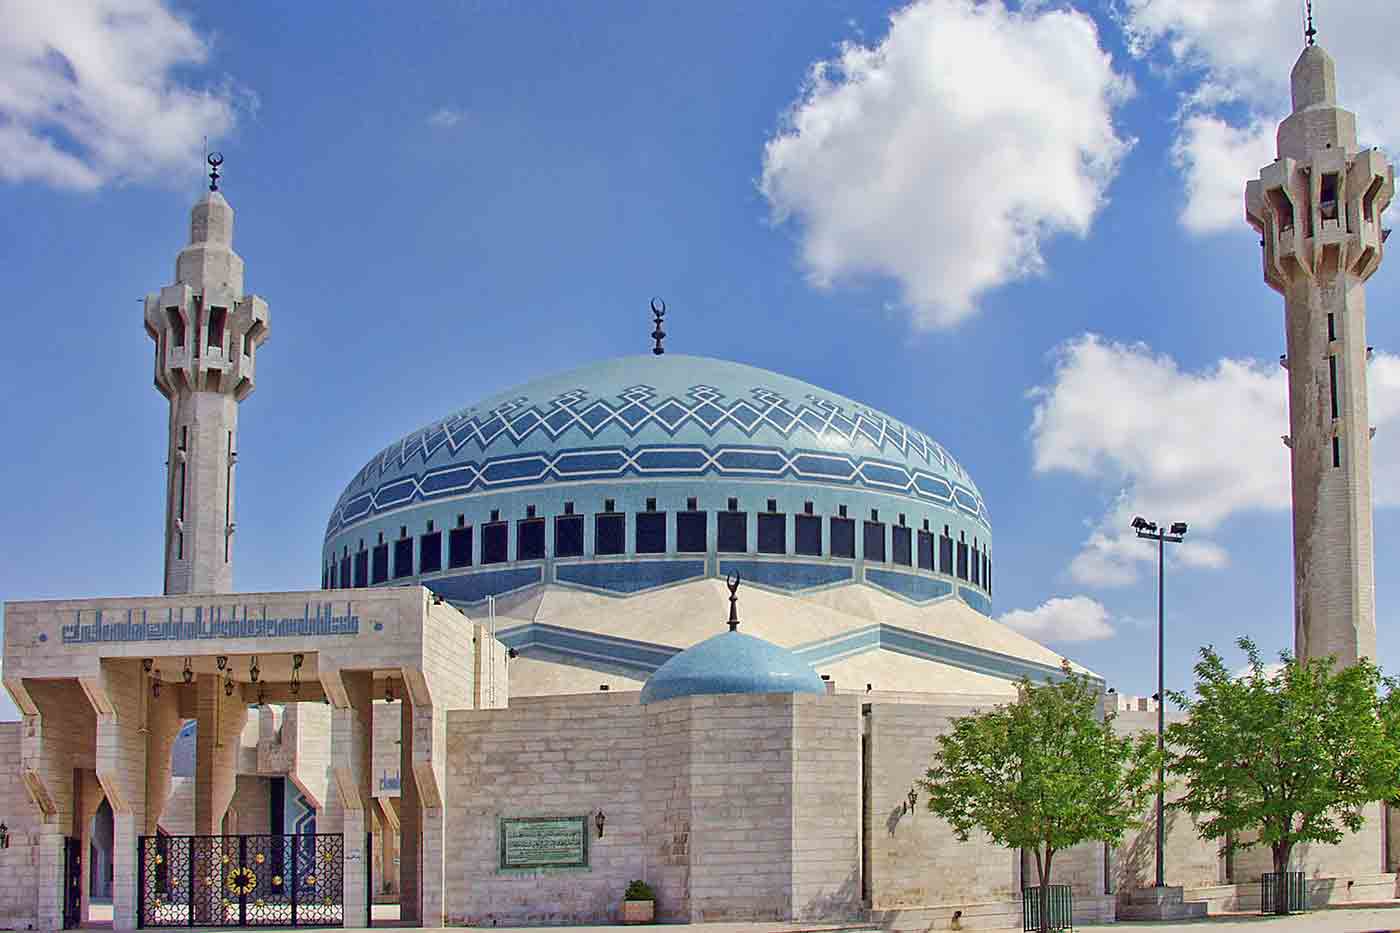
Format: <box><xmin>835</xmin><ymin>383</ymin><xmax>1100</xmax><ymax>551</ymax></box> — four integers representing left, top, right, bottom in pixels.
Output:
<box><xmin>1</xmin><ymin>585</ymin><xmax>494</xmax><ymax>931</ymax></box>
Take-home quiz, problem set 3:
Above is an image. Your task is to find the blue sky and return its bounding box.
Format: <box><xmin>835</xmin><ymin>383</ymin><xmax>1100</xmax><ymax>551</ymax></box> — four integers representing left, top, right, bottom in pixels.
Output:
<box><xmin>3</xmin><ymin>0</ymin><xmax>1400</xmax><ymax>720</ymax></box>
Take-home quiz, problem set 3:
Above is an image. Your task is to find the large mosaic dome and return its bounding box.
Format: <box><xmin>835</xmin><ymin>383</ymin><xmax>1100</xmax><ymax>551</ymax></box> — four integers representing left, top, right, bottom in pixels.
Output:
<box><xmin>320</xmin><ymin>353</ymin><xmax>1068</xmax><ymax>699</ymax></box>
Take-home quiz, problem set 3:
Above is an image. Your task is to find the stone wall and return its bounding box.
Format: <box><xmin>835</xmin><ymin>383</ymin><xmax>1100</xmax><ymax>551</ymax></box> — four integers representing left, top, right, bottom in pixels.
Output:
<box><xmin>445</xmin><ymin>693</ymin><xmax>646</xmax><ymax>924</ymax></box>
<box><xmin>865</xmin><ymin>698</ymin><xmax>1107</xmax><ymax>928</ymax></box>
<box><xmin>0</xmin><ymin>721</ymin><xmax>41</xmax><ymax>930</ymax></box>
<box><xmin>791</xmin><ymin>693</ymin><xmax>862</xmax><ymax>918</ymax></box>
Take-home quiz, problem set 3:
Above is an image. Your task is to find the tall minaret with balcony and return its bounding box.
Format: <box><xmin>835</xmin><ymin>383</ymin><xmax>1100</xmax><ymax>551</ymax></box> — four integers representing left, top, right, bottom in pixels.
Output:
<box><xmin>1246</xmin><ymin>33</ymin><xmax>1394</xmax><ymax>666</ymax></box>
<box><xmin>143</xmin><ymin>156</ymin><xmax>270</xmax><ymax>595</ymax></box>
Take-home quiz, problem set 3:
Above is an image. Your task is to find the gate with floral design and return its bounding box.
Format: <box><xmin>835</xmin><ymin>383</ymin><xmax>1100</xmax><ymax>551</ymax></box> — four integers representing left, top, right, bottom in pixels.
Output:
<box><xmin>137</xmin><ymin>834</ymin><xmax>344</xmax><ymax>928</ymax></box>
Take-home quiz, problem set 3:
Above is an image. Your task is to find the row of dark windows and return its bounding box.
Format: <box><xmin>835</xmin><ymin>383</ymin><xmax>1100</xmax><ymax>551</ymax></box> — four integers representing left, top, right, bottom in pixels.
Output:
<box><xmin>325</xmin><ymin>498</ymin><xmax>991</xmax><ymax>593</ymax></box>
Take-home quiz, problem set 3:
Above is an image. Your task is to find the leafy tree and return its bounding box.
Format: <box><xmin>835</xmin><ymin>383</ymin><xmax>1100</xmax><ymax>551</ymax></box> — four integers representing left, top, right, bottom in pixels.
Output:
<box><xmin>1166</xmin><ymin>638</ymin><xmax>1400</xmax><ymax>914</ymax></box>
<box><xmin>920</xmin><ymin>663</ymin><xmax>1158</xmax><ymax>932</ymax></box>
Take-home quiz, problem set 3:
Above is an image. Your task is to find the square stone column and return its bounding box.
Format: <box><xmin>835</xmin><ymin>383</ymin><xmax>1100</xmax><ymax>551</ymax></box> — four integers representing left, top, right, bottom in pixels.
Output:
<box><xmin>93</xmin><ymin>659</ymin><xmax>149</xmax><ymax>932</ymax></box>
<box><xmin>194</xmin><ymin>674</ymin><xmax>245</xmax><ymax>834</ymax></box>
<box><xmin>326</xmin><ymin>671</ymin><xmax>373</xmax><ymax>928</ymax></box>
<box><xmin>399</xmin><ymin>694</ymin><xmax>420</xmax><ymax>923</ymax></box>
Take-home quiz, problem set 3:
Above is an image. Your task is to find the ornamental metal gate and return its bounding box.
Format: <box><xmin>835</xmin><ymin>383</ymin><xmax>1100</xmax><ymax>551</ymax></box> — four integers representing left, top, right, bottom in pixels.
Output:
<box><xmin>137</xmin><ymin>834</ymin><xmax>344</xmax><ymax>928</ymax></box>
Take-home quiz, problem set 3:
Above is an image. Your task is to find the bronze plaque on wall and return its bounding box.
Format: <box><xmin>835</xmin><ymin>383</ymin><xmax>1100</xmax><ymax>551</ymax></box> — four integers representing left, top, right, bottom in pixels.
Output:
<box><xmin>499</xmin><ymin>816</ymin><xmax>589</xmax><ymax>870</ymax></box>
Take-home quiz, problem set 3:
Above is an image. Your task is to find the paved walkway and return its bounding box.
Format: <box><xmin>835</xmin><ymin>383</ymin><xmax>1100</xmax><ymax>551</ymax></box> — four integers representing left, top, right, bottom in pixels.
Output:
<box><xmin>81</xmin><ymin>903</ymin><xmax>1400</xmax><ymax>932</ymax></box>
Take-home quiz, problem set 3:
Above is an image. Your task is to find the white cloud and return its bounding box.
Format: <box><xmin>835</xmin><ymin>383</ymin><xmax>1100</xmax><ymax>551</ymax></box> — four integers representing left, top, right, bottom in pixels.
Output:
<box><xmin>1171</xmin><ymin>114</ymin><xmax>1274</xmax><ymax>235</ymax></box>
<box><xmin>1120</xmin><ymin>0</ymin><xmax>1400</xmax><ymax>234</ymax></box>
<box><xmin>1000</xmin><ymin>595</ymin><xmax>1115</xmax><ymax>642</ymax></box>
<box><xmin>760</xmin><ymin>0</ymin><xmax>1133</xmax><ymax>328</ymax></box>
<box><xmin>1030</xmin><ymin>335</ymin><xmax>1400</xmax><ymax>586</ymax></box>
<box><xmin>0</xmin><ymin>0</ymin><xmax>247</xmax><ymax>191</ymax></box>
<box><xmin>427</xmin><ymin>107</ymin><xmax>463</xmax><ymax>128</ymax></box>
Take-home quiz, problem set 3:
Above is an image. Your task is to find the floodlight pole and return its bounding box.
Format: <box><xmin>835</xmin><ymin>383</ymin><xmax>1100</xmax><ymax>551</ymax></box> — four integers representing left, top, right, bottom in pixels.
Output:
<box><xmin>1132</xmin><ymin>518</ymin><xmax>1186</xmax><ymax>890</ymax></box>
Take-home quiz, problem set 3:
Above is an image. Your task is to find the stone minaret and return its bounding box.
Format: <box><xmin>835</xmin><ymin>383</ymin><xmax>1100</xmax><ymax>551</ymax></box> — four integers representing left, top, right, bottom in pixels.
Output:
<box><xmin>1247</xmin><ymin>41</ymin><xmax>1394</xmax><ymax>665</ymax></box>
<box><xmin>143</xmin><ymin>163</ymin><xmax>270</xmax><ymax>595</ymax></box>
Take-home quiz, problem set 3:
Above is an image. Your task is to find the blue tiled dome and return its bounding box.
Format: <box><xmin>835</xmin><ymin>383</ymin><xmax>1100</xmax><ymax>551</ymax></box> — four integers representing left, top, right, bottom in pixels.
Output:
<box><xmin>326</xmin><ymin>354</ymin><xmax>988</xmax><ymax>542</ymax></box>
<box><xmin>639</xmin><ymin>628</ymin><xmax>827</xmax><ymax>705</ymax></box>
<box><xmin>321</xmin><ymin>353</ymin><xmax>996</xmax><ymax>621</ymax></box>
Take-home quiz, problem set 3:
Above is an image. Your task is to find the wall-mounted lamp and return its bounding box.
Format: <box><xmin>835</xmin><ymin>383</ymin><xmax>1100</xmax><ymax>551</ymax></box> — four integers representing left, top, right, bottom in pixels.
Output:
<box><xmin>182</xmin><ymin>657</ymin><xmax>193</xmax><ymax>685</ymax></box>
<box><xmin>290</xmin><ymin>654</ymin><xmax>303</xmax><ymax>696</ymax></box>
<box><xmin>151</xmin><ymin>671</ymin><xmax>162</xmax><ymax>699</ymax></box>
<box><xmin>142</xmin><ymin>658</ymin><xmax>153</xmax><ymax>674</ymax></box>
<box><xmin>384</xmin><ymin>679</ymin><xmax>396</xmax><ymax>703</ymax></box>
<box><xmin>907</xmin><ymin>787</ymin><xmax>919</xmax><ymax>813</ymax></box>
<box><xmin>595</xmin><ymin>810</ymin><xmax>606</xmax><ymax>839</ymax></box>
<box><xmin>224</xmin><ymin>671</ymin><xmax>234</xmax><ymax>698</ymax></box>
<box><xmin>216</xmin><ymin>656</ymin><xmax>228</xmax><ymax>672</ymax></box>
<box><xmin>507</xmin><ymin>648</ymin><xmax>518</xmax><ymax>660</ymax></box>
<box><xmin>0</xmin><ymin>822</ymin><xmax>9</xmax><ymax>849</ymax></box>
<box><xmin>249</xmin><ymin>656</ymin><xmax>260</xmax><ymax>683</ymax></box>
<box><xmin>431</xmin><ymin>592</ymin><xmax>444</xmax><ymax>606</ymax></box>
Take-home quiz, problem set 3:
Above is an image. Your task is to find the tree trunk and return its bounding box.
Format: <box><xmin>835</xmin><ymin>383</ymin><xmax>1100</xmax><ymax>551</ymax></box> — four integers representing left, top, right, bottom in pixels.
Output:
<box><xmin>1272</xmin><ymin>842</ymin><xmax>1292</xmax><ymax>916</ymax></box>
<box><xmin>1038</xmin><ymin>848</ymin><xmax>1055</xmax><ymax>933</ymax></box>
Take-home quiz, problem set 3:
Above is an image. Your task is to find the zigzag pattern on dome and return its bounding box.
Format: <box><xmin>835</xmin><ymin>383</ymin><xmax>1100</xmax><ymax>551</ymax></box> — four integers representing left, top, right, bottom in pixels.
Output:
<box><xmin>330</xmin><ymin>377</ymin><xmax>982</xmax><ymax>528</ymax></box>
<box><xmin>326</xmin><ymin>441</ymin><xmax>990</xmax><ymax>539</ymax></box>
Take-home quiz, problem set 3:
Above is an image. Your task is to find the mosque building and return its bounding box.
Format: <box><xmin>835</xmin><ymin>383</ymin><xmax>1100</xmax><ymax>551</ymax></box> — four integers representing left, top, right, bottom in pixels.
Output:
<box><xmin>0</xmin><ymin>20</ymin><xmax>1393</xmax><ymax>933</ymax></box>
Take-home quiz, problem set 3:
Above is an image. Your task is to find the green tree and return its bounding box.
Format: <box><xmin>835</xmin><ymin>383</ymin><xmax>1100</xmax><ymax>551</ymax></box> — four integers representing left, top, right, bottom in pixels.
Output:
<box><xmin>1166</xmin><ymin>638</ymin><xmax>1400</xmax><ymax>914</ymax></box>
<box><xmin>920</xmin><ymin>663</ymin><xmax>1157</xmax><ymax>932</ymax></box>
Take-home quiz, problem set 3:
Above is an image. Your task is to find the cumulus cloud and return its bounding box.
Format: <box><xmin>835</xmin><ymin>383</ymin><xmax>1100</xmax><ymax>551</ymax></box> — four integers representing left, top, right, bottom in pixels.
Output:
<box><xmin>0</xmin><ymin>0</ymin><xmax>246</xmax><ymax>190</ymax></box>
<box><xmin>427</xmin><ymin>107</ymin><xmax>463</xmax><ymax>128</ymax></box>
<box><xmin>1000</xmin><ymin>595</ymin><xmax>1115</xmax><ymax>642</ymax></box>
<box><xmin>1030</xmin><ymin>335</ymin><xmax>1400</xmax><ymax>586</ymax></box>
<box><xmin>1120</xmin><ymin>0</ymin><xmax>1400</xmax><ymax>234</ymax></box>
<box><xmin>760</xmin><ymin>0</ymin><xmax>1133</xmax><ymax>328</ymax></box>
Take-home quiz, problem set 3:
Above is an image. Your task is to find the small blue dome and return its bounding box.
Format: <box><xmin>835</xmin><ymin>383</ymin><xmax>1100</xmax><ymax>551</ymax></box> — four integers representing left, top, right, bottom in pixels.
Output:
<box><xmin>639</xmin><ymin>629</ymin><xmax>827</xmax><ymax>705</ymax></box>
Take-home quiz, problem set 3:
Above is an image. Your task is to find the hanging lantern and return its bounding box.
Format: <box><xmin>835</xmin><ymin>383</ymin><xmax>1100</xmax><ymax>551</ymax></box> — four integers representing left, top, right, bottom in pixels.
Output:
<box><xmin>183</xmin><ymin>657</ymin><xmax>193</xmax><ymax>684</ymax></box>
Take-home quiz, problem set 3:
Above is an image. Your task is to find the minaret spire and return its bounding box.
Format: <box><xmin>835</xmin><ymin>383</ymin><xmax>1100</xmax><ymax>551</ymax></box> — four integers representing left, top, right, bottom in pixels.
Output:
<box><xmin>142</xmin><ymin>166</ymin><xmax>271</xmax><ymax>595</ymax></box>
<box><xmin>1305</xmin><ymin>0</ymin><xmax>1316</xmax><ymax>46</ymax></box>
<box><xmin>1246</xmin><ymin>35</ymin><xmax>1393</xmax><ymax>669</ymax></box>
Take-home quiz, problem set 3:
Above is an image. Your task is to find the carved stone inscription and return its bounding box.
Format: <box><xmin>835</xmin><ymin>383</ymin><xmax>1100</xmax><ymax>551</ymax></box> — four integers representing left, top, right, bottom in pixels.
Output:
<box><xmin>499</xmin><ymin>816</ymin><xmax>588</xmax><ymax>870</ymax></box>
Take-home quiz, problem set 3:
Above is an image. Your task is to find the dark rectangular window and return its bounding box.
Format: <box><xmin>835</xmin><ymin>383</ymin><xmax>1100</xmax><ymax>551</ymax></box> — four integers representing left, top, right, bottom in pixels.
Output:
<box><xmin>167</xmin><ymin>308</ymin><xmax>185</xmax><ymax>348</ymax></box>
<box><xmin>354</xmin><ymin>550</ymin><xmax>369</xmax><ymax>588</ymax></box>
<box><xmin>555</xmin><ymin>514</ymin><xmax>584</xmax><ymax>557</ymax></box>
<box><xmin>1333</xmin><ymin>435</ymin><xmax>1341</xmax><ymax>468</ymax></box>
<box><xmin>970</xmin><ymin>545</ymin><xmax>981</xmax><ymax>584</ymax></box>
<box><xmin>1329</xmin><ymin>355</ymin><xmax>1340</xmax><ymax>419</ymax></box>
<box><xmin>1328</xmin><ymin>313</ymin><xmax>1336</xmax><ymax>341</ymax></box>
<box><xmin>517</xmin><ymin>517</ymin><xmax>546</xmax><ymax>560</ymax></box>
<box><xmin>371</xmin><ymin>543</ymin><xmax>389</xmax><ymax>584</ymax></box>
<box><xmin>757</xmin><ymin>512</ymin><xmax>785</xmax><ymax>554</ymax></box>
<box><xmin>636</xmin><ymin>511</ymin><xmax>667</xmax><ymax>554</ymax></box>
<box><xmin>939</xmin><ymin>533</ymin><xmax>953</xmax><ymax>574</ymax></box>
<box><xmin>830</xmin><ymin>516</ymin><xmax>856</xmax><ymax>559</ymax></box>
<box><xmin>419</xmin><ymin>531</ymin><xmax>442</xmax><ymax>574</ymax></box>
<box><xmin>322</xmin><ymin>564</ymin><xmax>329</xmax><ymax>589</ymax></box>
<box><xmin>677</xmin><ymin>511</ymin><xmax>707</xmax><ymax>553</ymax></box>
<box><xmin>717</xmin><ymin>510</ymin><xmax>748</xmax><ymax>553</ymax></box>
<box><xmin>340</xmin><ymin>554</ymin><xmax>351</xmax><ymax>587</ymax></box>
<box><xmin>985</xmin><ymin>556</ymin><xmax>992</xmax><ymax>594</ymax></box>
<box><xmin>482</xmin><ymin>521</ymin><xmax>509</xmax><ymax>564</ymax></box>
<box><xmin>917</xmin><ymin>530</ymin><xmax>934</xmax><ymax>570</ymax></box>
<box><xmin>863</xmin><ymin>521</ymin><xmax>886</xmax><ymax>563</ymax></box>
<box><xmin>448</xmin><ymin>526</ymin><xmax>473</xmax><ymax>569</ymax></box>
<box><xmin>393</xmin><ymin>537</ymin><xmax>414</xmax><ymax>579</ymax></box>
<box><xmin>956</xmin><ymin>539</ymin><xmax>969</xmax><ymax>580</ymax></box>
<box><xmin>208</xmin><ymin>307</ymin><xmax>226</xmax><ymax>353</ymax></box>
<box><xmin>596</xmin><ymin>512</ymin><xmax>625</xmax><ymax>555</ymax></box>
<box><xmin>892</xmin><ymin>525</ymin><xmax>912</xmax><ymax>566</ymax></box>
<box><xmin>795</xmin><ymin>514</ymin><xmax>822</xmax><ymax>556</ymax></box>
